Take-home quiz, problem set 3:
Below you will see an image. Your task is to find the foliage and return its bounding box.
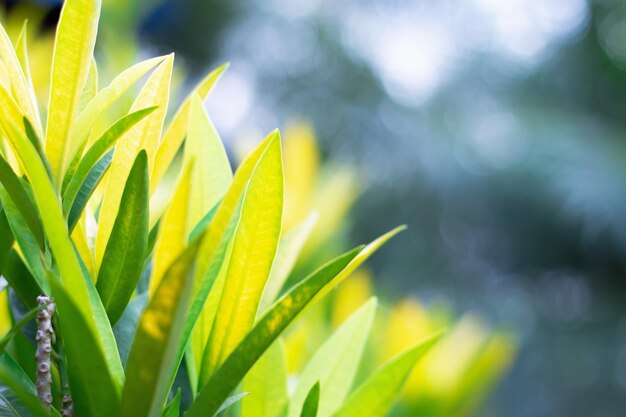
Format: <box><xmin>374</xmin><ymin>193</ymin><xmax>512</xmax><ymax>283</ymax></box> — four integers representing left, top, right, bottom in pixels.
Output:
<box><xmin>0</xmin><ymin>1</ymin><xmax>445</xmax><ymax>416</ymax></box>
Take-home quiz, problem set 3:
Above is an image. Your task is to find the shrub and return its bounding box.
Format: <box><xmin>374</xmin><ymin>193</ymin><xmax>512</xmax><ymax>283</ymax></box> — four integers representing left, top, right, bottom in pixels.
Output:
<box><xmin>0</xmin><ymin>1</ymin><xmax>444</xmax><ymax>417</ymax></box>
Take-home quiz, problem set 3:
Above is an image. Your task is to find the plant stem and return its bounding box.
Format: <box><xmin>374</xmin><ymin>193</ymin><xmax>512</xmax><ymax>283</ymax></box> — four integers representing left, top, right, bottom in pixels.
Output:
<box><xmin>35</xmin><ymin>295</ymin><xmax>55</xmax><ymax>409</ymax></box>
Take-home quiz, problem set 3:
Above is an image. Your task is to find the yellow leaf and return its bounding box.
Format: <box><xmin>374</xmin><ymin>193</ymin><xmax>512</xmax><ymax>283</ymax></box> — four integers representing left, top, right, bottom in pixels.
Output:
<box><xmin>68</xmin><ymin>55</ymin><xmax>165</xmax><ymax>168</ymax></box>
<box><xmin>78</xmin><ymin>58</ymin><xmax>98</xmax><ymax>115</ymax></box>
<box><xmin>0</xmin><ymin>22</ymin><xmax>41</xmax><ymax>139</ymax></box>
<box><xmin>14</xmin><ymin>21</ymin><xmax>35</xmax><ymax>108</ymax></box>
<box><xmin>72</xmin><ymin>217</ymin><xmax>95</xmax><ymax>279</ymax></box>
<box><xmin>149</xmin><ymin>162</ymin><xmax>193</xmax><ymax>295</ymax></box>
<box><xmin>199</xmin><ymin>132</ymin><xmax>284</xmax><ymax>386</ymax></box>
<box><xmin>189</xmin><ymin>132</ymin><xmax>277</xmax><ymax>379</ymax></box>
<box><xmin>184</xmin><ymin>94</ymin><xmax>232</xmax><ymax>231</ymax></box>
<box><xmin>44</xmin><ymin>0</ymin><xmax>101</xmax><ymax>184</ymax></box>
<box><xmin>151</xmin><ymin>63</ymin><xmax>228</xmax><ymax>193</ymax></box>
<box><xmin>95</xmin><ymin>54</ymin><xmax>173</xmax><ymax>269</ymax></box>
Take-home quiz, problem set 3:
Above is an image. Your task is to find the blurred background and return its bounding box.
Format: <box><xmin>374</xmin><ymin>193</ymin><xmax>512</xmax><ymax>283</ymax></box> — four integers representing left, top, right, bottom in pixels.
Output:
<box><xmin>4</xmin><ymin>0</ymin><xmax>626</xmax><ymax>415</ymax></box>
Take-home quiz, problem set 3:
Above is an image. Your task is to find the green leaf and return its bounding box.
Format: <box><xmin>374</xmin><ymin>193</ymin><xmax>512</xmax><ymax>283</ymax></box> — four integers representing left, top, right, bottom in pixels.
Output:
<box><xmin>185</xmin><ymin>247</ymin><xmax>360</xmax><ymax>417</ymax></box>
<box><xmin>0</xmin><ymin>352</ymin><xmax>48</xmax><ymax>417</ymax></box>
<box><xmin>66</xmin><ymin>148</ymin><xmax>113</xmax><ymax>233</ymax></box>
<box><xmin>186</xmin><ymin>228</ymin><xmax>403</xmax><ymax>417</ymax></box>
<box><xmin>96</xmin><ymin>54</ymin><xmax>173</xmax><ymax>268</ymax></box>
<box><xmin>14</xmin><ymin>21</ymin><xmax>36</xmax><ymax>121</ymax></box>
<box><xmin>241</xmin><ymin>339</ymin><xmax>288</xmax><ymax>417</ymax></box>
<box><xmin>289</xmin><ymin>298</ymin><xmax>377</xmax><ymax>417</ymax></box>
<box><xmin>1</xmin><ymin>250</ymin><xmax>41</xmax><ymax>309</ymax></box>
<box><xmin>0</xmin><ymin>188</ymin><xmax>47</xmax><ymax>288</ymax></box>
<box><xmin>199</xmin><ymin>132</ymin><xmax>284</xmax><ymax>385</ymax></box>
<box><xmin>0</xmin><ymin>155</ymin><xmax>43</xmax><ymax>248</ymax></box>
<box><xmin>0</xmin><ymin>208</ymin><xmax>14</xmax><ymax>272</ymax></box>
<box><xmin>78</xmin><ymin>58</ymin><xmax>98</xmax><ymax>114</ymax></box>
<box><xmin>62</xmin><ymin>107</ymin><xmax>157</xmax><ymax>217</ymax></box>
<box><xmin>50</xmin><ymin>275</ymin><xmax>121</xmax><ymax>417</ymax></box>
<box><xmin>96</xmin><ymin>151</ymin><xmax>149</xmax><ymax>325</ymax></box>
<box><xmin>0</xmin><ymin>113</ymin><xmax>125</xmax><ymax>398</ymax></box>
<box><xmin>162</xmin><ymin>390</ymin><xmax>181</xmax><ymax>417</ymax></box>
<box><xmin>332</xmin><ymin>333</ymin><xmax>444</xmax><ymax>417</ymax></box>
<box><xmin>45</xmin><ymin>0</ymin><xmax>101</xmax><ymax>183</ymax></box>
<box><xmin>113</xmin><ymin>293</ymin><xmax>147</xmax><ymax>367</ymax></box>
<box><xmin>300</xmin><ymin>383</ymin><xmax>320</xmax><ymax>417</ymax></box>
<box><xmin>217</xmin><ymin>392</ymin><xmax>249</xmax><ymax>416</ymax></box>
<box><xmin>0</xmin><ymin>304</ymin><xmax>44</xmax><ymax>355</ymax></box>
<box><xmin>120</xmin><ymin>241</ymin><xmax>200</xmax><ymax>417</ymax></box>
<box><xmin>261</xmin><ymin>212</ymin><xmax>318</xmax><ymax>309</ymax></box>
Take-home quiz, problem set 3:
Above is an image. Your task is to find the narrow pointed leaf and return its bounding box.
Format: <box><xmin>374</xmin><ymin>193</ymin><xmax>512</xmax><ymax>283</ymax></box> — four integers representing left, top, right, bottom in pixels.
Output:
<box><xmin>67</xmin><ymin>56</ymin><xmax>164</xmax><ymax>164</ymax></box>
<box><xmin>63</xmin><ymin>107</ymin><xmax>157</xmax><ymax>226</ymax></box>
<box><xmin>152</xmin><ymin>63</ymin><xmax>228</xmax><ymax>192</ymax></box>
<box><xmin>332</xmin><ymin>333</ymin><xmax>443</xmax><ymax>417</ymax></box>
<box><xmin>45</xmin><ymin>0</ymin><xmax>101</xmax><ymax>182</ymax></box>
<box><xmin>0</xmin><ymin>304</ymin><xmax>44</xmax><ymax>354</ymax></box>
<box><xmin>120</xmin><ymin>241</ymin><xmax>200</xmax><ymax>417</ymax></box>
<box><xmin>300</xmin><ymin>383</ymin><xmax>320</xmax><ymax>417</ymax></box>
<box><xmin>0</xmin><ymin>155</ymin><xmax>43</xmax><ymax>248</ymax></box>
<box><xmin>96</xmin><ymin>55</ymin><xmax>173</xmax><ymax>268</ymax></box>
<box><xmin>149</xmin><ymin>162</ymin><xmax>193</xmax><ymax>295</ymax></box>
<box><xmin>200</xmin><ymin>132</ymin><xmax>283</xmax><ymax>384</ymax></box>
<box><xmin>14</xmin><ymin>21</ymin><xmax>34</xmax><ymax>97</ymax></box>
<box><xmin>289</xmin><ymin>298</ymin><xmax>377</xmax><ymax>417</ymax></box>
<box><xmin>0</xmin><ymin>22</ymin><xmax>41</xmax><ymax>138</ymax></box>
<box><xmin>97</xmin><ymin>151</ymin><xmax>149</xmax><ymax>325</ymax></box>
<box><xmin>78</xmin><ymin>58</ymin><xmax>98</xmax><ymax>114</ymax></box>
<box><xmin>186</xmin><ymin>228</ymin><xmax>402</xmax><ymax>417</ymax></box>
<box><xmin>66</xmin><ymin>149</ymin><xmax>112</xmax><ymax>232</ymax></box>
<box><xmin>162</xmin><ymin>390</ymin><xmax>181</xmax><ymax>417</ymax></box>
<box><xmin>184</xmin><ymin>94</ymin><xmax>232</xmax><ymax>231</ymax></box>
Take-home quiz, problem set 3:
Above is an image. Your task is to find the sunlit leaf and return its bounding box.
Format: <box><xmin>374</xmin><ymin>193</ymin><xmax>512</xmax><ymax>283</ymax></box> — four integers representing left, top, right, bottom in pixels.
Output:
<box><xmin>187</xmin><ymin>228</ymin><xmax>402</xmax><ymax>417</ymax></box>
<box><xmin>149</xmin><ymin>162</ymin><xmax>193</xmax><ymax>295</ymax></box>
<box><xmin>67</xmin><ymin>56</ymin><xmax>165</xmax><ymax>166</ymax></box>
<box><xmin>261</xmin><ymin>212</ymin><xmax>318</xmax><ymax>309</ymax></box>
<box><xmin>199</xmin><ymin>132</ymin><xmax>283</xmax><ymax>385</ymax></box>
<box><xmin>45</xmin><ymin>0</ymin><xmax>101</xmax><ymax>183</ymax></box>
<box><xmin>289</xmin><ymin>298</ymin><xmax>377</xmax><ymax>417</ymax></box>
<box><xmin>120</xmin><ymin>240</ymin><xmax>200</xmax><ymax>417</ymax></box>
<box><xmin>96</xmin><ymin>54</ymin><xmax>173</xmax><ymax>269</ymax></box>
<box><xmin>184</xmin><ymin>93</ymin><xmax>232</xmax><ymax>231</ymax></box>
<box><xmin>332</xmin><ymin>333</ymin><xmax>443</xmax><ymax>417</ymax></box>
<box><xmin>63</xmin><ymin>107</ymin><xmax>157</xmax><ymax>230</ymax></box>
<box><xmin>151</xmin><ymin>63</ymin><xmax>228</xmax><ymax>193</ymax></box>
<box><xmin>0</xmin><ymin>22</ymin><xmax>41</xmax><ymax>139</ymax></box>
<box><xmin>241</xmin><ymin>339</ymin><xmax>288</xmax><ymax>417</ymax></box>
<box><xmin>78</xmin><ymin>58</ymin><xmax>98</xmax><ymax>115</ymax></box>
<box><xmin>97</xmin><ymin>151</ymin><xmax>149</xmax><ymax>325</ymax></box>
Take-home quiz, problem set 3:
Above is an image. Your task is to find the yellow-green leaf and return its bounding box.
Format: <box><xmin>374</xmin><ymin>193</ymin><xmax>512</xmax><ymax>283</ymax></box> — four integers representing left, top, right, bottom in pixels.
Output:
<box><xmin>261</xmin><ymin>212</ymin><xmax>318</xmax><ymax>309</ymax></box>
<box><xmin>199</xmin><ymin>132</ymin><xmax>284</xmax><ymax>385</ymax></box>
<box><xmin>149</xmin><ymin>160</ymin><xmax>193</xmax><ymax>295</ymax></box>
<box><xmin>13</xmin><ymin>21</ymin><xmax>36</xmax><ymax>114</ymax></box>
<box><xmin>67</xmin><ymin>55</ymin><xmax>165</xmax><ymax>169</ymax></box>
<box><xmin>120</xmin><ymin>241</ymin><xmax>200</xmax><ymax>417</ymax></box>
<box><xmin>289</xmin><ymin>298</ymin><xmax>377</xmax><ymax>417</ymax></box>
<box><xmin>96</xmin><ymin>54</ymin><xmax>173</xmax><ymax>269</ymax></box>
<box><xmin>184</xmin><ymin>93</ymin><xmax>232</xmax><ymax>231</ymax></box>
<box><xmin>332</xmin><ymin>333</ymin><xmax>443</xmax><ymax>417</ymax></box>
<box><xmin>0</xmin><ymin>22</ymin><xmax>40</xmax><ymax>138</ymax></box>
<box><xmin>45</xmin><ymin>0</ymin><xmax>101</xmax><ymax>183</ymax></box>
<box><xmin>241</xmin><ymin>339</ymin><xmax>288</xmax><ymax>417</ymax></box>
<box><xmin>151</xmin><ymin>62</ymin><xmax>228</xmax><ymax>193</ymax></box>
<box><xmin>78</xmin><ymin>58</ymin><xmax>98</xmax><ymax>114</ymax></box>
